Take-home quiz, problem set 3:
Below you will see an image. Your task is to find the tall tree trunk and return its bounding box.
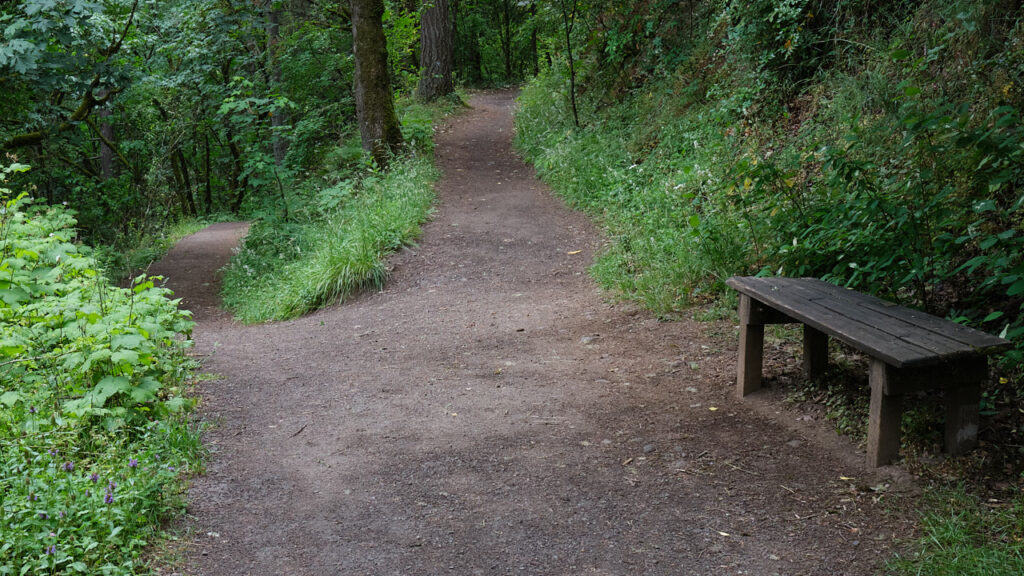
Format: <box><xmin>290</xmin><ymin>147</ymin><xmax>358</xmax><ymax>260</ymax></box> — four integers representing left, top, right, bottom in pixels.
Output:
<box><xmin>152</xmin><ymin>98</ymin><xmax>197</xmax><ymax>216</ymax></box>
<box><xmin>530</xmin><ymin>1</ymin><xmax>539</xmax><ymax>76</ymax></box>
<box><xmin>416</xmin><ymin>0</ymin><xmax>454</xmax><ymax>101</ymax></box>
<box><xmin>204</xmin><ymin>130</ymin><xmax>213</xmax><ymax>214</ymax></box>
<box><xmin>351</xmin><ymin>0</ymin><xmax>404</xmax><ymax>168</ymax></box>
<box><xmin>560</xmin><ymin>0</ymin><xmax>580</xmax><ymax>127</ymax></box>
<box><xmin>500</xmin><ymin>0</ymin><xmax>512</xmax><ymax>79</ymax></box>
<box><xmin>97</xmin><ymin>106</ymin><xmax>116</xmax><ymax>179</ymax></box>
<box><xmin>266</xmin><ymin>0</ymin><xmax>287</xmax><ymax>165</ymax></box>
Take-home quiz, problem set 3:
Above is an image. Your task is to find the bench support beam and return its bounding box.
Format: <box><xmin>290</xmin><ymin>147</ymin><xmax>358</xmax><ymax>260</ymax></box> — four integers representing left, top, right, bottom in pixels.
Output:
<box><xmin>946</xmin><ymin>385</ymin><xmax>980</xmax><ymax>456</ymax></box>
<box><xmin>736</xmin><ymin>294</ymin><xmax>765</xmax><ymax>397</ymax></box>
<box><xmin>867</xmin><ymin>359</ymin><xmax>903</xmax><ymax>467</ymax></box>
<box><xmin>803</xmin><ymin>325</ymin><xmax>828</xmax><ymax>380</ymax></box>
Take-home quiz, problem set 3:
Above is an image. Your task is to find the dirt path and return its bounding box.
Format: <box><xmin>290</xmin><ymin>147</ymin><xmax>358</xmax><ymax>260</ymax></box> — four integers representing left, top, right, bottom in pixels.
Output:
<box><xmin>155</xmin><ymin>91</ymin><xmax>912</xmax><ymax>576</ymax></box>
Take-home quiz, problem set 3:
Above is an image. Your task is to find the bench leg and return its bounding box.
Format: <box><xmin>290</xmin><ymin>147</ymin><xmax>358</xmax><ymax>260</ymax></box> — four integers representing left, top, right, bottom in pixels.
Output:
<box><xmin>803</xmin><ymin>325</ymin><xmax>828</xmax><ymax>380</ymax></box>
<box><xmin>946</xmin><ymin>383</ymin><xmax>981</xmax><ymax>456</ymax></box>
<box><xmin>736</xmin><ymin>294</ymin><xmax>764</xmax><ymax>397</ymax></box>
<box><xmin>867</xmin><ymin>359</ymin><xmax>902</xmax><ymax>467</ymax></box>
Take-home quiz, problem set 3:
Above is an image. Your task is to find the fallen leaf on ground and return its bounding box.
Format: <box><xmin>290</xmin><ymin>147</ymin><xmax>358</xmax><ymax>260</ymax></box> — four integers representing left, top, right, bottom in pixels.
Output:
<box><xmin>567</xmin><ymin>250</ymin><xmax>582</xmax><ymax>255</ymax></box>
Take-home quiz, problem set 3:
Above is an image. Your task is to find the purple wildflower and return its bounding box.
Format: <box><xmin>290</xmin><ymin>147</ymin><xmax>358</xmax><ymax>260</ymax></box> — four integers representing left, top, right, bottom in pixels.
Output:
<box><xmin>63</xmin><ymin>461</ymin><xmax>74</xmax><ymax>472</ymax></box>
<box><xmin>108</xmin><ymin>481</ymin><xmax>116</xmax><ymax>491</ymax></box>
<box><xmin>28</xmin><ymin>405</ymin><xmax>36</xmax><ymax>414</ymax></box>
<box><xmin>45</xmin><ymin>545</ymin><xmax>56</xmax><ymax>555</ymax></box>
<box><xmin>28</xmin><ymin>493</ymin><xmax>37</xmax><ymax>502</ymax></box>
<box><xmin>58</xmin><ymin>511</ymin><xmax>65</xmax><ymax>519</ymax></box>
<box><xmin>38</xmin><ymin>512</ymin><xmax>48</xmax><ymax>520</ymax></box>
<box><xmin>167</xmin><ymin>465</ymin><xmax>175</xmax><ymax>472</ymax></box>
<box><xmin>85</xmin><ymin>490</ymin><xmax>91</xmax><ymax>498</ymax></box>
<box><xmin>128</xmin><ymin>458</ymin><xmax>138</xmax><ymax>469</ymax></box>
<box><xmin>104</xmin><ymin>491</ymin><xmax>114</xmax><ymax>504</ymax></box>
<box><xmin>48</xmin><ymin>449</ymin><xmax>58</xmax><ymax>457</ymax></box>
<box><xmin>49</xmin><ymin>532</ymin><xmax>56</xmax><ymax>538</ymax></box>
<box><xmin>89</xmin><ymin>473</ymin><xmax>99</xmax><ymax>483</ymax></box>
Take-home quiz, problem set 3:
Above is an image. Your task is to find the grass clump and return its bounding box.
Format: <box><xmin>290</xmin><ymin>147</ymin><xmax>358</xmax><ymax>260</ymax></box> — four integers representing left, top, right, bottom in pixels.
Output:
<box><xmin>888</xmin><ymin>488</ymin><xmax>1024</xmax><ymax>576</ymax></box>
<box><xmin>0</xmin><ymin>167</ymin><xmax>202</xmax><ymax>574</ymax></box>
<box><xmin>220</xmin><ymin>99</ymin><xmax>446</xmax><ymax>323</ymax></box>
<box><xmin>221</xmin><ymin>155</ymin><xmax>437</xmax><ymax>322</ymax></box>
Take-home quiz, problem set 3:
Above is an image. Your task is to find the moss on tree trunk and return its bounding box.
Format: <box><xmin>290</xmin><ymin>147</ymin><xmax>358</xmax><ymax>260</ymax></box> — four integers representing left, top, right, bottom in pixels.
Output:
<box><xmin>352</xmin><ymin>0</ymin><xmax>404</xmax><ymax>168</ymax></box>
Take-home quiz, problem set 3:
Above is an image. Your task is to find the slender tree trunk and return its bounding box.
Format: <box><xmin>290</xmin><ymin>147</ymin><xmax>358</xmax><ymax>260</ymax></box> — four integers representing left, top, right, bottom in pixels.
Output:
<box><xmin>530</xmin><ymin>1</ymin><xmax>539</xmax><ymax>76</ymax></box>
<box><xmin>351</xmin><ymin>0</ymin><xmax>404</xmax><ymax>168</ymax></box>
<box><xmin>204</xmin><ymin>130</ymin><xmax>213</xmax><ymax>214</ymax></box>
<box><xmin>266</xmin><ymin>0</ymin><xmax>287</xmax><ymax>165</ymax></box>
<box><xmin>97</xmin><ymin>107</ymin><xmax>115</xmax><ymax>178</ymax></box>
<box><xmin>416</xmin><ymin>0</ymin><xmax>454</xmax><ymax>100</ymax></box>
<box><xmin>500</xmin><ymin>0</ymin><xmax>512</xmax><ymax>79</ymax></box>
<box><xmin>152</xmin><ymin>98</ymin><xmax>197</xmax><ymax>216</ymax></box>
<box><xmin>561</xmin><ymin>0</ymin><xmax>580</xmax><ymax>127</ymax></box>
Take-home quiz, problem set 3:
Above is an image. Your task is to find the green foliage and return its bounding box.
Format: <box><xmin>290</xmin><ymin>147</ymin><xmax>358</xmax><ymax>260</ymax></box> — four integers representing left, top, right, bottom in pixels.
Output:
<box><xmin>384</xmin><ymin>1</ymin><xmax>421</xmax><ymax>93</ymax></box>
<box><xmin>516</xmin><ymin>71</ymin><xmax>745</xmax><ymax>313</ymax></box>
<box><xmin>0</xmin><ymin>167</ymin><xmax>200</xmax><ymax>574</ymax></box>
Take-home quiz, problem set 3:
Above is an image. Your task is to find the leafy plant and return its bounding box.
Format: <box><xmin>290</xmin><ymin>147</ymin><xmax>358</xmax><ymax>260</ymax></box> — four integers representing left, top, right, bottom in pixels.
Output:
<box><xmin>0</xmin><ymin>165</ymin><xmax>200</xmax><ymax>574</ymax></box>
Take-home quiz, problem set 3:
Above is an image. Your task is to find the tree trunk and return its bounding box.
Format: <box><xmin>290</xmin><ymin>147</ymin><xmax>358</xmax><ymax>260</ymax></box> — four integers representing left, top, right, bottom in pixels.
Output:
<box><xmin>500</xmin><ymin>0</ymin><xmax>512</xmax><ymax>79</ymax></box>
<box><xmin>561</xmin><ymin>0</ymin><xmax>580</xmax><ymax>127</ymax></box>
<box><xmin>351</xmin><ymin>0</ymin><xmax>404</xmax><ymax>168</ymax></box>
<box><xmin>97</xmin><ymin>106</ymin><xmax>116</xmax><ymax>179</ymax></box>
<box><xmin>152</xmin><ymin>98</ymin><xmax>197</xmax><ymax>216</ymax></box>
<box><xmin>204</xmin><ymin>130</ymin><xmax>213</xmax><ymax>214</ymax></box>
<box><xmin>266</xmin><ymin>0</ymin><xmax>287</xmax><ymax>165</ymax></box>
<box><xmin>416</xmin><ymin>0</ymin><xmax>454</xmax><ymax>101</ymax></box>
<box><xmin>530</xmin><ymin>1</ymin><xmax>539</xmax><ymax>76</ymax></box>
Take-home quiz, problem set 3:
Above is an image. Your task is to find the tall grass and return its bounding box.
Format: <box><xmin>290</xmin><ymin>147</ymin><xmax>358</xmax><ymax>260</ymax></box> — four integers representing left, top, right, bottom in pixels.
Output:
<box><xmin>221</xmin><ymin>156</ymin><xmax>437</xmax><ymax>322</ymax></box>
<box><xmin>515</xmin><ymin>72</ymin><xmax>748</xmax><ymax>314</ymax></box>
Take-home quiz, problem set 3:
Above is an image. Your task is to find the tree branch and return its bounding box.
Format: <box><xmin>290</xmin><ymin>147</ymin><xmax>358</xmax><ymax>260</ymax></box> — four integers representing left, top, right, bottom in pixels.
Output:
<box><xmin>2</xmin><ymin>76</ymin><xmax>121</xmax><ymax>150</ymax></box>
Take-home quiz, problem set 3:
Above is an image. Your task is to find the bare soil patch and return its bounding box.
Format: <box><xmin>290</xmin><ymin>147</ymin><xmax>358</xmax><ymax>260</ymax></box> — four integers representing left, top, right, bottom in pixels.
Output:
<box><xmin>154</xmin><ymin>91</ymin><xmax>914</xmax><ymax>575</ymax></box>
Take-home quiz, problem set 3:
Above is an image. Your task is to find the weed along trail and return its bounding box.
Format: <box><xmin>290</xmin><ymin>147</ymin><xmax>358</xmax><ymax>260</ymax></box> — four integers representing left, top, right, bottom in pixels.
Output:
<box><xmin>159</xmin><ymin>91</ymin><xmax>911</xmax><ymax>575</ymax></box>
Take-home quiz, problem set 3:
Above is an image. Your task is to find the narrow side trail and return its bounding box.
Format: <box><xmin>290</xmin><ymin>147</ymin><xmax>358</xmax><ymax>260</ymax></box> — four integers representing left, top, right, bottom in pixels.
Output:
<box><xmin>155</xmin><ymin>91</ymin><xmax>910</xmax><ymax>576</ymax></box>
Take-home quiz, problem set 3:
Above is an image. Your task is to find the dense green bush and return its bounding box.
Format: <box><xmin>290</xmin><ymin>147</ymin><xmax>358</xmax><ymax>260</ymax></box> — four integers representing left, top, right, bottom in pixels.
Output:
<box><xmin>0</xmin><ymin>165</ymin><xmax>201</xmax><ymax>574</ymax></box>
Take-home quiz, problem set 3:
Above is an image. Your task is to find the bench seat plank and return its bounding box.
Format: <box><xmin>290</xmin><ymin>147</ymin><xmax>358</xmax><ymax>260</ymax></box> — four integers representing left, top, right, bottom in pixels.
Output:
<box><xmin>790</xmin><ymin>278</ymin><xmax>1008</xmax><ymax>350</ymax></box>
<box><xmin>727</xmin><ymin>276</ymin><xmax>1011</xmax><ymax>368</ymax></box>
<box><xmin>781</xmin><ymin>280</ymin><xmax>974</xmax><ymax>358</ymax></box>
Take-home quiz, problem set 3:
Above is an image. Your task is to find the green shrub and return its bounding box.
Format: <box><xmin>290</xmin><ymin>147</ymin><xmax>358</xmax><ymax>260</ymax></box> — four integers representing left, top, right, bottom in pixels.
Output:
<box><xmin>0</xmin><ymin>165</ymin><xmax>201</xmax><ymax>574</ymax></box>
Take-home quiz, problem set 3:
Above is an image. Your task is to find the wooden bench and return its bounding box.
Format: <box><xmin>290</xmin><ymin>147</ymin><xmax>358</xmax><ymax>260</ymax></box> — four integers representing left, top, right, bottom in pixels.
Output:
<box><xmin>726</xmin><ymin>276</ymin><xmax>1011</xmax><ymax>467</ymax></box>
